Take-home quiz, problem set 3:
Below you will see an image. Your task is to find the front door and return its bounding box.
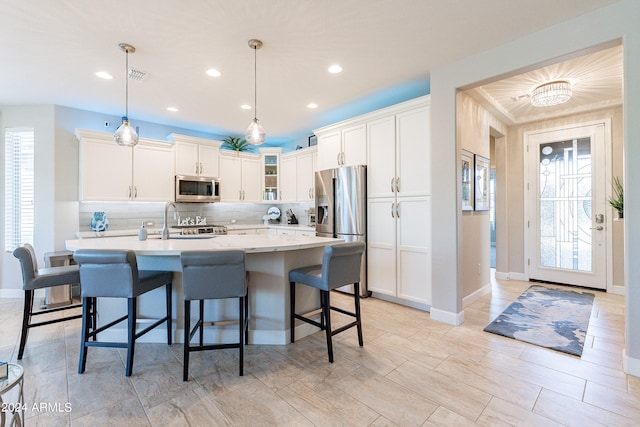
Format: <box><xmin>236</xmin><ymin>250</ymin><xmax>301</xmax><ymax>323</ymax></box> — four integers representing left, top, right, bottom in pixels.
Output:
<box><xmin>525</xmin><ymin>121</ymin><xmax>609</xmax><ymax>289</ymax></box>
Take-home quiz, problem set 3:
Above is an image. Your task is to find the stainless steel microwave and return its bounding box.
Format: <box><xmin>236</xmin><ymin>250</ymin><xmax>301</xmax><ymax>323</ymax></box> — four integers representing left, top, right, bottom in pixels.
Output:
<box><xmin>175</xmin><ymin>175</ymin><xmax>220</xmax><ymax>202</ymax></box>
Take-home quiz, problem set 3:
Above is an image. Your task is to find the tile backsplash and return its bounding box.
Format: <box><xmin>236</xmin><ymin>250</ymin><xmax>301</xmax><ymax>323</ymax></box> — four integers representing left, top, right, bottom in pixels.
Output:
<box><xmin>79</xmin><ymin>201</ymin><xmax>314</xmax><ymax>232</ymax></box>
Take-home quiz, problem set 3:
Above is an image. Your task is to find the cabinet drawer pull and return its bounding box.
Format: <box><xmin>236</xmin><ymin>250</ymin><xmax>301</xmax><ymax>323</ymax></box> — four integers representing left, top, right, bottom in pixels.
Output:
<box><xmin>134</xmin><ymin>186</ymin><xmax>137</xmax><ymax>198</ymax></box>
<box><xmin>395</xmin><ymin>177</ymin><xmax>400</xmax><ymax>193</ymax></box>
<box><xmin>391</xmin><ymin>203</ymin><xmax>395</xmax><ymax>218</ymax></box>
<box><xmin>391</xmin><ymin>178</ymin><xmax>395</xmax><ymax>192</ymax></box>
<box><xmin>128</xmin><ymin>186</ymin><xmax>132</xmax><ymax>198</ymax></box>
<box><xmin>396</xmin><ymin>202</ymin><xmax>400</xmax><ymax>218</ymax></box>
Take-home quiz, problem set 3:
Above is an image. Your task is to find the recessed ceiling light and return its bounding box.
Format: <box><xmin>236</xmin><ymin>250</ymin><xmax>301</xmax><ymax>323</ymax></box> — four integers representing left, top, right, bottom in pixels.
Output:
<box><xmin>241</xmin><ymin>104</ymin><xmax>252</xmax><ymax>110</ymax></box>
<box><xmin>206</xmin><ymin>68</ymin><xmax>222</xmax><ymax>77</ymax></box>
<box><xmin>167</xmin><ymin>107</ymin><xmax>179</xmax><ymax>112</ymax></box>
<box><xmin>328</xmin><ymin>64</ymin><xmax>343</xmax><ymax>74</ymax></box>
<box><xmin>95</xmin><ymin>71</ymin><xmax>113</xmax><ymax>80</ymax></box>
<box><xmin>307</xmin><ymin>103</ymin><xmax>318</xmax><ymax>109</ymax></box>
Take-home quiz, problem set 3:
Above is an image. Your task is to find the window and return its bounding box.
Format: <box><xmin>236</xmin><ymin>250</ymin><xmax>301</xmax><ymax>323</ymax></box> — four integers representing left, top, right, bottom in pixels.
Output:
<box><xmin>4</xmin><ymin>127</ymin><xmax>34</xmax><ymax>251</ymax></box>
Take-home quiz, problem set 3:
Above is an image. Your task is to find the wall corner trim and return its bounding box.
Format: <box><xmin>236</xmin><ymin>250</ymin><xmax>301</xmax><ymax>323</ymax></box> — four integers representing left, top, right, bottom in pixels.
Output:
<box><xmin>463</xmin><ymin>283</ymin><xmax>492</xmax><ymax>308</ymax></box>
<box><xmin>623</xmin><ymin>349</ymin><xmax>640</xmax><ymax>378</ymax></box>
<box><xmin>430</xmin><ymin>307</ymin><xmax>464</xmax><ymax>326</ymax></box>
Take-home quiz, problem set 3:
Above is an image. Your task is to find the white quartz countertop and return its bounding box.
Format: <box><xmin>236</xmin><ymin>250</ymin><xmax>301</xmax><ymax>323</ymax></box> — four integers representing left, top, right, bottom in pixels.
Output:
<box><xmin>76</xmin><ymin>224</ymin><xmax>315</xmax><ymax>239</ymax></box>
<box><xmin>66</xmin><ymin>233</ymin><xmax>339</xmax><ymax>255</ymax></box>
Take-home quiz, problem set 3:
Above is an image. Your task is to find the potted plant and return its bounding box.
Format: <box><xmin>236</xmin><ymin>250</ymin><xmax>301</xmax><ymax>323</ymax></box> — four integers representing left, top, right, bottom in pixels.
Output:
<box><xmin>608</xmin><ymin>176</ymin><xmax>623</xmax><ymax>220</ymax></box>
<box><xmin>222</xmin><ymin>136</ymin><xmax>250</xmax><ymax>154</ymax></box>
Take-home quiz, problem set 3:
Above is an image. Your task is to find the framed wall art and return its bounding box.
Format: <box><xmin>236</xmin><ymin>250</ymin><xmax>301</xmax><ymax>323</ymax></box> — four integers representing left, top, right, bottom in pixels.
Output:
<box><xmin>461</xmin><ymin>150</ymin><xmax>473</xmax><ymax>211</ymax></box>
<box><xmin>474</xmin><ymin>154</ymin><xmax>490</xmax><ymax>211</ymax></box>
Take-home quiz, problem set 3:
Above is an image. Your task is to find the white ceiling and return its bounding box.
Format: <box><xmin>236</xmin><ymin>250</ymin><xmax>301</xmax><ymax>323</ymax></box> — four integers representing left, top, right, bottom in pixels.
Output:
<box><xmin>467</xmin><ymin>44</ymin><xmax>623</xmax><ymax>126</ymax></box>
<box><xmin>0</xmin><ymin>0</ymin><xmax>620</xmax><ymax>143</ymax></box>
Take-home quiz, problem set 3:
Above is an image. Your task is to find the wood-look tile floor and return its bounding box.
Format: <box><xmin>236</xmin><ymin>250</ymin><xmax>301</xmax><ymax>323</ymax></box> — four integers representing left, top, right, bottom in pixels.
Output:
<box><xmin>1</xmin><ymin>274</ymin><xmax>638</xmax><ymax>426</ymax></box>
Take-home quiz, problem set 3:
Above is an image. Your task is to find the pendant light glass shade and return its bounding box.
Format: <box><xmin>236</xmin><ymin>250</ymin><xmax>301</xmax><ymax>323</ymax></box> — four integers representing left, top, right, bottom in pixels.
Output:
<box><xmin>246</xmin><ymin>39</ymin><xmax>266</xmax><ymax>145</ymax></box>
<box><xmin>114</xmin><ymin>117</ymin><xmax>139</xmax><ymax>146</ymax></box>
<box><xmin>245</xmin><ymin>118</ymin><xmax>266</xmax><ymax>145</ymax></box>
<box><xmin>114</xmin><ymin>43</ymin><xmax>139</xmax><ymax>146</ymax></box>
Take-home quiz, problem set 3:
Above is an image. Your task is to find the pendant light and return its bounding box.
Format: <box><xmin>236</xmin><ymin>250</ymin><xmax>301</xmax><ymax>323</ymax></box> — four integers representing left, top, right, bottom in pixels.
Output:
<box><xmin>245</xmin><ymin>39</ymin><xmax>266</xmax><ymax>145</ymax></box>
<box><xmin>114</xmin><ymin>43</ymin><xmax>139</xmax><ymax>146</ymax></box>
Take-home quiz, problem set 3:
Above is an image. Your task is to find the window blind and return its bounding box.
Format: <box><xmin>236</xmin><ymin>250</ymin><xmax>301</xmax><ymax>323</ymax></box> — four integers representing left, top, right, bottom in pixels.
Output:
<box><xmin>4</xmin><ymin>128</ymin><xmax>34</xmax><ymax>251</ymax></box>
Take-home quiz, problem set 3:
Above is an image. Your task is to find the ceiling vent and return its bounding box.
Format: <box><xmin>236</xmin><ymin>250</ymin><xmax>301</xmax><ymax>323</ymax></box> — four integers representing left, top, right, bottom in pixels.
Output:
<box><xmin>128</xmin><ymin>68</ymin><xmax>148</xmax><ymax>81</ymax></box>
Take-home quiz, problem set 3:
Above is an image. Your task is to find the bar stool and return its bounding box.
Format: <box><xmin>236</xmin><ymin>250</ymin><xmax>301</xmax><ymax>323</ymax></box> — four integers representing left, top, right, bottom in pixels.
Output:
<box><xmin>289</xmin><ymin>241</ymin><xmax>366</xmax><ymax>363</ymax></box>
<box><xmin>13</xmin><ymin>243</ymin><xmax>83</xmax><ymax>360</ymax></box>
<box><xmin>180</xmin><ymin>250</ymin><xmax>248</xmax><ymax>381</ymax></box>
<box><xmin>73</xmin><ymin>249</ymin><xmax>173</xmax><ymax>377</ymax></box>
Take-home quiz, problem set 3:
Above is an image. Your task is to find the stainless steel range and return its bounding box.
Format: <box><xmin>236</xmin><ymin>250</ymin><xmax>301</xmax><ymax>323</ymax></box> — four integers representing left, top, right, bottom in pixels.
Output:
<box><xmin>172</xmin><ymin>225</ymin><xmax>228</xmax><ymax>236</ymax></box>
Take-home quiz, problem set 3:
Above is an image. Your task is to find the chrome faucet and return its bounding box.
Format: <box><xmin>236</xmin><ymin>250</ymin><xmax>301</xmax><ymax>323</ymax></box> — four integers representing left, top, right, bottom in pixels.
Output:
<box><xmin>161</xmin><ymin>202</ymin><xmax>178</xmax><ymax>240</ymax></box>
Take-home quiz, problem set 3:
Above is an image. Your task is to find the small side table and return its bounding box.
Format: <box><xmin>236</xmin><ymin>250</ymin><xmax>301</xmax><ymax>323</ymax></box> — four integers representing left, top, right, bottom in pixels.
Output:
<box><xmin>0</xmin><ymin>363</ymin><xmax>24</xmax><ymax>427</ymax></box>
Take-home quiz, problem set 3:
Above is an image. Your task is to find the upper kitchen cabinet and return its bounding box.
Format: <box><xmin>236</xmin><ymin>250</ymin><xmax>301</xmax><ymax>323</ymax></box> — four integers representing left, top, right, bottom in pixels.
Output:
<box><xmin>368</xmin><ymin>98</ymin><xmax>430</xmax><ymax>199</ymax></box>
<box><xmin>295</xmin><ymin>146</ymin><xmax>317</xmax><ymax>202</ymax></box>
<box><xmin>76</xmin><ymin>129</ymin><xmax>174</xmax><ymax>202</ymax></box>
<box><xmin>259</xmin><ymin>147</ymin><xmax>282</xmax><ymax>202</ymax></box>
<box><xmin>219</xmin><ymin>151</ymin><xmax>261</xmax><ymax>202</ymax></box>
<box><xmin>279</xmin><ymin>146</ymin><xmax>317</xmax><ymax>203</ymax></box>
<box><xmin>315</xmin><ymin>123</ymin><xmax>366</xmax><ymax>170</ymax></box>
<box><xmin>170</xmin><ymin>134</ymin><xmax>222</xmax><ymax>178</ymax></box>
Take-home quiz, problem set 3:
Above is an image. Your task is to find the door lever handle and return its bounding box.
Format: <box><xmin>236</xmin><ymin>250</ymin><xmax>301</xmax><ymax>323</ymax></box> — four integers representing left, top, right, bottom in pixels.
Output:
<box><xmin>590</xmin><ymin>226</ymin><xmax>604</xmax><ymax>231</ymax></box>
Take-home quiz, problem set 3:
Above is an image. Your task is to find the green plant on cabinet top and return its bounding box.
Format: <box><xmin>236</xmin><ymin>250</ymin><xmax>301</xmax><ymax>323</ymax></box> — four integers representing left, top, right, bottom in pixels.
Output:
<box><xmin>222</xmin><ymin>136</ymin><xmax>251</xmax><ymax>152</ymax></box>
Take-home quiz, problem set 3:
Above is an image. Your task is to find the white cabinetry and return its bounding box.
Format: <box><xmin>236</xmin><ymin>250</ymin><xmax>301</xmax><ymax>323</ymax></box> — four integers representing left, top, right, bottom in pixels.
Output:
<box><xmin>315</xmin><ymin>123</ymin><xmax>366</xmax><ymax>170</ymax></box>
<box><xmin>296</xmin><ymin>147</ymin><xmax>317</xmax><ymax>202</ymax></box>
<box><xmin>278</xmin><ymin>146</ymin><xmax>317</xmax><ymax>203</ymax></box>
<box><xmin>259</xmin><ymin>147</ymin><xmax>281</xmax><ymax>202</ymax></box>
<box><xmin>77</xmin><ymin>129</ymin><xmax>174</xmax><ymax>202</ymax></box>
<box><xmin>171</xmin><ymin>134</ymin><xmax>221</xmax><ymax>178</ymax></box>
<box><xmin>279</xmin><ymin>155</ymin><xmax>297</xmax><ymax>202</ymax></box>
<box><xmin>219</xmin><ymin>152</ymin><xmax>261</xmax><ymax>202</ymax></box>
<box><xmin>365</xmin><ymin>97</ymin><xmax>431</xmax><ymax>308</ymax></box>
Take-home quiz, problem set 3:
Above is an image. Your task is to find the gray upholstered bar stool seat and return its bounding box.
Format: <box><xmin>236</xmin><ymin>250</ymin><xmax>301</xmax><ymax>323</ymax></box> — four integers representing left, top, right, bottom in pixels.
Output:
<box><xmin>289</xmin><ymin>241</ymin><xmax>366</xmax><ymax>363</ymax></box>
<box><xmin>180</xmin><ymin>250</ymin><xmax>248</xmax><ymax>381</ymax></box>
<box><xmin>13</xmin><ymin>243</ymin><xmax>83</xmax><ymax>360</ymax></box>
<box><xmin>73</xmin><ymin>249</ymin><xmax>173</xmax><ymax>377</ymax></box>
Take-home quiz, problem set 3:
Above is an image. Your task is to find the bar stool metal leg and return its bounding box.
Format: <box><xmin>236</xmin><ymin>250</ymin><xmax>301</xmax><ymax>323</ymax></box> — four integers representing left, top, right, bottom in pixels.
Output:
<box><xmin>183</xmin><ymin>300</ymin><xmax>191</xmax><ymax>382</ymax></box>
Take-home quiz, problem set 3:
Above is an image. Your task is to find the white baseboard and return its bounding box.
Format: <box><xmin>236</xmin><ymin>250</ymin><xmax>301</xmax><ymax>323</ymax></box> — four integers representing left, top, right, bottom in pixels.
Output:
<box><xmin>463</xmin><ymin>283</ymin><xmax>491</xmax><ymax>308</ymax></box>
<box><xmin>509</xmin><ymin>272</ymin><xmax>528</xmax><ymax>281</ymax></box>
<box><xmin>430</xmin><ymin>307</ymin><xmax>464</xmax><ymax>326</ymax></box>
<box><xmin>610</xmin><ymin>284</ymin><xmax>625</xmax><ymax>296</ymax></box>
<box><xmin>494</xmin><ymin>271</ymin><xmax>509</xmax><ymax>280</ymax></box>
<box><xmin>623</xmin><ymin>348</ymin><xmax>640</xmax><ymax>378</ymax></box>
<box><xmin>0</xmin><ymin>289</ymin><xmax>23</xmax><ymax>299</ymax></box>
<box><xmin>370</xmin><ymin>292</ymin><xmax>430</xmax><ymax>311</ymax></box>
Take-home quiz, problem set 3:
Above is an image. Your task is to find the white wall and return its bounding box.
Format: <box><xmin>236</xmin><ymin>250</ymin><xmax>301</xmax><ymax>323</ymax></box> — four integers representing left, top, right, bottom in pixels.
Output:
<box><xmin>1</xmin><ymin>106</ymin><xmax>56</xmax><ymax>296</ymax></box>
<box><xmin>429</xmin><ymin>0</ymin><xmax>640</xmax><ymax>376</ymax></box>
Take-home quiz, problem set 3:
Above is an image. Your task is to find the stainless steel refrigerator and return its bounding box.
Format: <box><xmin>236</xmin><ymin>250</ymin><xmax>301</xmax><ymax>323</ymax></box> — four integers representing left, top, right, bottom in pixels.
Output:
<box><xmin>315</xmin><ymin>165</ymin><xmax>369</xmax><ymax>296</ymax></box>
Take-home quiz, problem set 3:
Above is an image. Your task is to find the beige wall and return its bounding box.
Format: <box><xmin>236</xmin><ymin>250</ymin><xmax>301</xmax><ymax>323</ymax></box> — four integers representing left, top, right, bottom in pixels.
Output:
<box><xmin>504</xmin><ymin>107</ymin><xmax>624</xmax><ymax>286</ymax></box>
<box><xmin>457</xmin><ymin>93</ymin><xmax>506</xmax><ymax>299</ymax></box>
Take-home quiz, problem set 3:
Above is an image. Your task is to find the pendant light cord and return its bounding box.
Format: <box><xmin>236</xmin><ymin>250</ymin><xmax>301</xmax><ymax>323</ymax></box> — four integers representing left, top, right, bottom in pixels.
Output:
<box><xmin>253</xmin><ymin>44</ymin><xmax>257</xmax><ymax>121</ymax></box>
<box><xmin>125</xmin><ymin>48</ymin><xmax>129</xmax><ymax>119</ymax></box>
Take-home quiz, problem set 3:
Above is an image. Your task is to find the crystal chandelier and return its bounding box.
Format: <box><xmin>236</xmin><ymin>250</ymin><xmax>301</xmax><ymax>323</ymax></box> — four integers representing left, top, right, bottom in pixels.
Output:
<box><xmin>530</xmin><ymin>80</ymin><xmax>572</xmax><ymax>107</ymax></box>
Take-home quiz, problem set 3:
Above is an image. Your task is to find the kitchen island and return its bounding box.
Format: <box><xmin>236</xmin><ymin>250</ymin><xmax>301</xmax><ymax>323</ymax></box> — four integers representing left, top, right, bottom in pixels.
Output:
<box><xmin>65</xmin><ymin>234</ymin><xmax>341</xmax><ymax>345</ymax></box>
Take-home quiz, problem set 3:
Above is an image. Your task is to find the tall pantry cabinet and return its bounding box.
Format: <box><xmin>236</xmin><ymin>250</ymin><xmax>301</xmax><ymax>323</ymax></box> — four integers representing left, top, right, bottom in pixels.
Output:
<box><xmin>366</xmin><ymin>97</ymin><xmax>431</xmax><ymax>308</ymax></box>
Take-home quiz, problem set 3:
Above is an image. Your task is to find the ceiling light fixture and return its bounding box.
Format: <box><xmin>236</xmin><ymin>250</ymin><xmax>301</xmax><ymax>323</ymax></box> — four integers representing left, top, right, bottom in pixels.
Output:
<box><xmin>245</xmin><ymin>39</ymin><xmax>266</xmax><ymax>145</ymax></box>
<box><xmin>530</xmin><ymin>80</ymin><xmax>572</xmax><ymax>107</ymax></box>
<box><xmin>95</xmin><ymin>71</ymin><xmax>113</xmax><ymax>80</ymax></box>
<box><xmin>307</xmin><ymin>103</ymin><xmax>318</xmax><ymax>109</ymax></box>
<box><xmin>114</xmin><ymin>43</ymin><xmax>139</xmax><ymax>146</ymax></box>
<box><xmin>206</xmin><ymin>68</ymin><xmax>221</xmax><ymax>77</ymax></box>
<box><xmin>328</xmin><ymin>64</ymin><xmax>343</xmax><ymax>74</ymax></box>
